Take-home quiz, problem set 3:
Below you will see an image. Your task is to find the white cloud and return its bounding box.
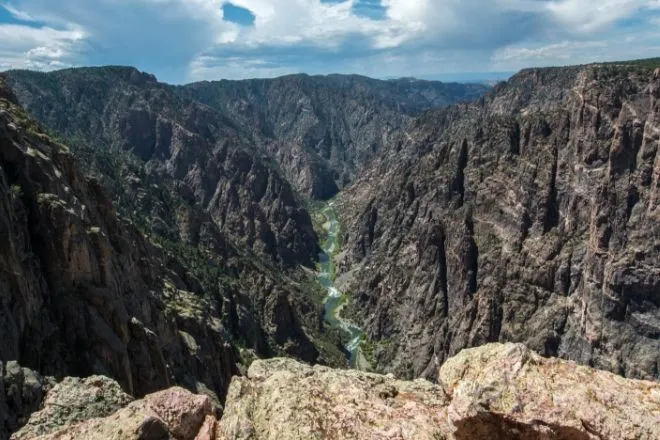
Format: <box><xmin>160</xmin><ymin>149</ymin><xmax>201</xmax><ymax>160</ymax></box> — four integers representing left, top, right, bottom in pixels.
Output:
<box><xmin>545</xmin><ymin>0</ymin><xmax>640</xmax><ymax>33</ymax></box>
<box><xmin>0</xmin><ymin>21</ymin><xmax>86</xmax><ymax>70</ymax></box>
<box><xmin>493</xmin><ymin>41</ymin><xmax>609</xmax><ymax>63</ymax></box>
<box><xmin>189</xmin><ymin>55</ymin><xmax>296</xmax><ymax>80</ymax></box>
<box><xmin>1</xmin><ymin>0</ymin><xmax>660</xmax><ymax>81</ymax></box>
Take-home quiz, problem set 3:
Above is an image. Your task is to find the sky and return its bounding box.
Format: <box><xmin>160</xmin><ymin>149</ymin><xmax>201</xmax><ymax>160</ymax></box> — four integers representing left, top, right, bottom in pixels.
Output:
<box><xmin>0</xmin><ymin>0</ymin><xmax>659</xmax><ymax>84</ymax></box>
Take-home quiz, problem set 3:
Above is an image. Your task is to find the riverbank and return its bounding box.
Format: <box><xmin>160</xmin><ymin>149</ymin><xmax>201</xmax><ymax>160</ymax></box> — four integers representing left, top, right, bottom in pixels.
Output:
<box><xmin>315</xmin><ymin>201</ymin><xmax>370</xmax><ymax>370</ymax></box>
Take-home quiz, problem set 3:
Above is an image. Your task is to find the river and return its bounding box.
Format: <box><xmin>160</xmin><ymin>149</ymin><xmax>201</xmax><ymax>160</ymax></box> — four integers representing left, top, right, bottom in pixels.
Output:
<box><xmin>316</xmin><ymin>201</ymin><xmax>369</xmax><ymax>370</ymax></box>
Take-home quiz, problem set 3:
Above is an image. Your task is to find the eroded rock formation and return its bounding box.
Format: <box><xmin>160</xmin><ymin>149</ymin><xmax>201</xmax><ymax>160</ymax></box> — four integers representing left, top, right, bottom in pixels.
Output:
<box><xmin>338</xmin><ymin>62</ymin><xmax>660</xmax><ymax>381</ymax></box>
<box><xmin>218</xmin><ymin>344</ymin><xmax>660</xmax><ymax>439</ymax></box>
<box><xmin>0</xmin><ymin>75</ymin><xmax>340</xmax><ymax>439</ymax></box>
<box><xmin>19</xmin><ymin>344</ymin><xmax>656</xmax><ymax>440</ymax></box>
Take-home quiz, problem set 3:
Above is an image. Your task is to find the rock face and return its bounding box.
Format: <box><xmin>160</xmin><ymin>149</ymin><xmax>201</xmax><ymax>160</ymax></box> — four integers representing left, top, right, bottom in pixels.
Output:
<box><xmin>217</xmin><ymin>343</ymin><xmax>660</xmax><ymax>440</ymax></box>
<box><xmin>338</xmin><ymin>61</ymin><xmax>660</xmax><ymax>380</ymax></box>
<box><xmin>440</xmin><ymin>343</ymin><xmax>660</xmax><ymax>440</ymax></box>
<box><xmin>12</xmin><ymin>375</ymin><xmax>133</xmax><ymax>439</ymax></box>
<box><xmin>0</xmin><ymin>76</ymin><xmax>340</xmax><ymax>439</ymax></box>
<box><xmin>179</xmin><ymin>75</ymin><xmax>487</xmax><ymax>198</ymax></box>
<box><xmin>15</xmin><ymin>382</ymin><xmax>218</xmax><ymax>440</ymax></box>
<box><xmin>4</xmin><ymin>67</ymin><xmax>319</xmax><ymax>268</ymax></box>
<box><xmin>218</xmin><ymin>357</ymin><xmax>449</xmax><ymax>440</ymax></box>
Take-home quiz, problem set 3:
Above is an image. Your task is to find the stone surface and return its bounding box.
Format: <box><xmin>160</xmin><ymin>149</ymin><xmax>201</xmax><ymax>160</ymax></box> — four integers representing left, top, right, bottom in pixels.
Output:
<box><xmin>338</xmin><ymin>61</ymin><xmax>660</xmax><ymax>381</ymax></box>
<box><xmin>440</xmin><ymin>343</ymin><xmax>660</xmax><ymax>440</ymax></box>
<box><xmin>145</xmin><ymin>387</ymin><xmax>212</xmax><ymax>440</ymax></box>
<box><xmin>217</xmin><ymin>344</ymin><xmax>660</xmax><ymax>440</ymax></box>
<box><xmin>218</xmin><ymin>357</ymin><xmax>450</xmax><ymax>440</ymax></box>
<box><xmin>194</xmin><ymin>416</ymin><xmax>217</xmax><ymax>440</ymax></box>
<box><xmin>12</xmin><ymin>375</ymin><xmax>133</xmax><ymax>439</ymax></box>
<box><xmin>15</xmin><ymin>382</ymin><xmax>217</xmax><ymax>440</ymax></box>
<box><xmin>7</xmin><ymin>344</ymin><xmax>660</xmax><ymax>440</ymax></box>
<box><xmin>0</xmin><ymin>362</ymin><xmax>53</xmax><ymax>440</ymax></box>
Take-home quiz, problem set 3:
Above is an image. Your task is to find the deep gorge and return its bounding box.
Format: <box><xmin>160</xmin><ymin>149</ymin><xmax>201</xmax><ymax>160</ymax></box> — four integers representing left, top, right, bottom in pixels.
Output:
<box><xmin>1</xmin><ymin>59</ymin><xmax>660</xmax><ymax>439</ymax></box>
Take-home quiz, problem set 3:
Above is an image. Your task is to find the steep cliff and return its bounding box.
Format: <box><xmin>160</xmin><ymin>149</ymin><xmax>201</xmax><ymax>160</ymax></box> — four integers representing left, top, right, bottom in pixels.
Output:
<box><xmin>4</xmin><ymin>67</ymin><xmax>319</xmax><ymax>268</ymax></box>
<box><xmin>178</xmin><ymin>75</ymin><xmax>487</xmax><ymax>198</ymax></box>
<box><xmin>0</xmin><ymin>76</ymin><xmax>342</xmax><ymax>439</ymax></box>
<box><xmin>338</xmin><ymin>60</ymin><xmax>660</xmax><ymax>380</ymax></box>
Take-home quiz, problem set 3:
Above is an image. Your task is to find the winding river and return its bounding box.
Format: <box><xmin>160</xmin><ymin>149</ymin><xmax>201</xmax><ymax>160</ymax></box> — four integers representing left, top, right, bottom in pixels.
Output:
<box><xmin>316</xmin><ymin>202</ymin><xmax>368</xmax><ymax>369</ymax></box>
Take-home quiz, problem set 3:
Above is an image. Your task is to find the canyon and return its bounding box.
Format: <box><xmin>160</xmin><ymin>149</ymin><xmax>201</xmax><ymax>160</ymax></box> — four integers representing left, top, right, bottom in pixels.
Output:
<box><xmin>0</xmin><ymin>59</ymin><xmax>659</xmax><ymax>439</ymax></box>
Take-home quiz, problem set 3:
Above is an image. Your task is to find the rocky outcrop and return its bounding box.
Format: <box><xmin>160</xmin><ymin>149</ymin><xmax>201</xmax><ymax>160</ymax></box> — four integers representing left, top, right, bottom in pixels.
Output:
<box><xmin>338</xmin><ymin>61</ymin><xmax>660</xmax><ymax>380</ymax></box>
<box><xmin>440</xmin><ymin>343</ymin><xmax>660</xmax><ymax>440</ymax></box>
<box><xmin>218</xmin><ymin>357</ymin><xmax>449</xmax><ymax>440</ymax></box>
<box><xmin>8</xmin><ymin>345</ymin><xmax>659</xmax><ymax>439</ymax></box>
<box><xmin>12</xmin><ymin>375</ymin><xmax>132</xmax><ymax>439</ymax></box>
<box><xmin>15</xmin><ymin>381</ymin><xmax>219</xmax><ymax>440</ymax></box>
<box><xmin>218</xmin><ymin>343</ymin><xmax>660</xmax><ymax>439</ymax></box>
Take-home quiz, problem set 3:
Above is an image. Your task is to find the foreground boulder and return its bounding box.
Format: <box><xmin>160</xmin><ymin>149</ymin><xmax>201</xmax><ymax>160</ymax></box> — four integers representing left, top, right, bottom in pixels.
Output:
<box><xmin>13</xmin><ymin>384</ymin><xmax>217</xmax><ymax>440</ymax></box>
<box><xmin>218</xmin><ymin>358</ymin><xmax>449</xmax><ymax>439</ymax></box>
<box><xmin>440</xmin><ymin>343</ymin><xmax>660</xmax><ymax>439</ymax></box>
<box><xmin>218</xmin><ymin>343</ymin><xmax>660</xmax><ymax>440</ymax></box>
<box><xmin>12</xmin><ymin>375</ymin><xmax>133</xmax><ymax>439</ymax></box>
<box><xmin>11</xmin><ymin>343</ymin><xmax>660</xmax><ymax>439</ymax></box>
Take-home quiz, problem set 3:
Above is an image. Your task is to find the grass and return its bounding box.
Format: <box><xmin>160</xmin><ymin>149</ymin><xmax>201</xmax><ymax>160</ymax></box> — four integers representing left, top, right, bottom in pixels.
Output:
<box><xmin>359</xmin><ymin>336</ymin><xmax>393</xmax><ymax>369</ymax></box>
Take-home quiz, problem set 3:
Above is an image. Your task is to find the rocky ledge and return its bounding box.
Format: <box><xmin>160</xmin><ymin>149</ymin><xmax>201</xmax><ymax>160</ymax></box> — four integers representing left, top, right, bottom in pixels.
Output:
<box><xmin>12</xmin><ymin>343</ymin><xmax>660</xmax><ymax>440</ymax></box>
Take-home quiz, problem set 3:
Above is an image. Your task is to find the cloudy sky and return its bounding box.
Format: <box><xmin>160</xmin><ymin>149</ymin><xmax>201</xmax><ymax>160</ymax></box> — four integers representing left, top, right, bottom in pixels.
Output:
<box><xmin>0</xmin><ymin>0</ymin><xmax>659</xmax><ymax>83</ymax></box>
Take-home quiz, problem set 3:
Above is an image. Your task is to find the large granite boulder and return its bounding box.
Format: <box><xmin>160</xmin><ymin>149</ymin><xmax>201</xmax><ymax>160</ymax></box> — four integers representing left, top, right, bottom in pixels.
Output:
<box><xmin>14</xmin><ymin>382</ymin><xmax>217</xmax><ymax>440</ymax></box>
<box><xmin>217</xmin><ymin>344</ymin><xmax>660</xmax><ymax>440</ymax></box>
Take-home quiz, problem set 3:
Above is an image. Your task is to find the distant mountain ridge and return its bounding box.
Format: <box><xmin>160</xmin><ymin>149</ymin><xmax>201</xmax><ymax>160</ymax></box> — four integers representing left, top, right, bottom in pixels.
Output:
<box><xmin>4</xmin><ymin>67</ymin><xmax>487</xmax><ymax>200</ymax></box>
<box><xmin>178</xmin><ymin>72</ymin><xmax>488</xmax><ymax>198</ymax></box>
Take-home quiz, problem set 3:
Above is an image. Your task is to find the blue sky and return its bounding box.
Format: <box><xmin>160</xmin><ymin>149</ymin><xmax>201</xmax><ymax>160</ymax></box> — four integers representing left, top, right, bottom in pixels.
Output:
<box><xmin>1</xmin><ymin>0</ymin><xmax>659</xmax><ymax>84</ymax></box>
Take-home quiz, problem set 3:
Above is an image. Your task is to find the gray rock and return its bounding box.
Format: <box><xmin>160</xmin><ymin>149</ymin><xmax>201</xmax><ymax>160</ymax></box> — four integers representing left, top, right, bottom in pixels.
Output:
<box><xmin>217</xmin><ymin>345</ymin><xmax>660</xmax><ymax>439</ymax></box>
<box><xmin>0</xmin><ymin>361</ymin><xmax>51</xmax><ymax>437</ymax></box>
<box><xmin>12</xmin><ymin>375</ymin><xmax>133</xmax><ymax>439</ymax></box>
<box><xmin>339</xmin><ymin>62</ymin><xmax>660</xmax><ymax>381</ymax></box>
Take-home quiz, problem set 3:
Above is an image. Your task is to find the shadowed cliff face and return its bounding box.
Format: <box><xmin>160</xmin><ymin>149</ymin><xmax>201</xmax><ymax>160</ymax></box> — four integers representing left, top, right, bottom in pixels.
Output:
<box><xmin>3</xmin><ymin>67</ymin><xmax>320</xmax><ymax>269</ymax></box>
<box><xmin>179</xmin><ymin>75</ymin><xmax>488</xmax><ymax>199</ymax></box>
<box><xmin>0</xmin><ymin>84</ymin><xmax>239</xmax><ymax>399</ymax></box>
<box><xmin>339</xmin><ymin>63</ymin><xmax>660</xmax><ymax>381</ymax></box>
<box><xmin>0</xmin><ymin>77</ymin><xmax>345</xmax><ymax>440</ymax></box>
